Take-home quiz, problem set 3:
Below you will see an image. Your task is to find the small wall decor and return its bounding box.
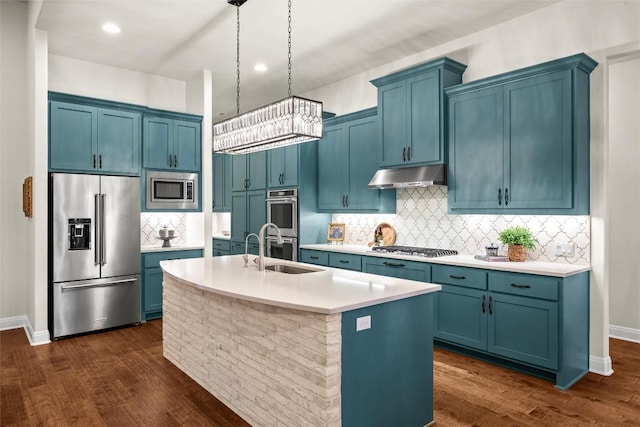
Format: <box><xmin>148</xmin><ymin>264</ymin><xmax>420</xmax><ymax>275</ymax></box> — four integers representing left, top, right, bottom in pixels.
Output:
<box><xmin>327</xmin><ymin>223</ymin><xmax>346</xmax><ymax>242</ymax></box>
<box><xmin>23</xmin><ymin>176</ymin><xmax>32</xmax><ymax>218</ymax></box>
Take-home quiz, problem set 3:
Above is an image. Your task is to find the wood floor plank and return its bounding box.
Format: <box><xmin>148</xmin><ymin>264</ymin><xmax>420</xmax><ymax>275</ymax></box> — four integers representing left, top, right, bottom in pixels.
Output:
<box><xmin>2</xmin><ymin>322</ymin><xmax>639</xmax><ymax>426</ymax></box>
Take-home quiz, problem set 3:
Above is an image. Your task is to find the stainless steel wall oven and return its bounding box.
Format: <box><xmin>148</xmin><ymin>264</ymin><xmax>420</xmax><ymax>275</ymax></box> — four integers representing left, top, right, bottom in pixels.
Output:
<box><xmin>266</xmin><ymin>188</ymin><xmax>298</xmax><ymax>260</ymax></box>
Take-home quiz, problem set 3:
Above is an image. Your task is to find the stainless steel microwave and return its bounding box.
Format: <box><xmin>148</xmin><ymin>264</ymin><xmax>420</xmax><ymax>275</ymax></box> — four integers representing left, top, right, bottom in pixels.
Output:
<box><xmin>146</xmin><ymin>171</ymin><xmax>198</xmax><ymax>210</ymax></box>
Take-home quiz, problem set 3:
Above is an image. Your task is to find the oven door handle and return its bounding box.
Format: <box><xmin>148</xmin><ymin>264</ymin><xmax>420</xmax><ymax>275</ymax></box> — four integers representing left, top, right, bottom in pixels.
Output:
<box><xmin>266</xmin><ymin>236</ymin><xmax>296</xmax><ymax>244</ymax></box>
<box><xmin>267</xmin><ymin>197</ymin><xmax>297</xmax><ymax>203</ymax></box>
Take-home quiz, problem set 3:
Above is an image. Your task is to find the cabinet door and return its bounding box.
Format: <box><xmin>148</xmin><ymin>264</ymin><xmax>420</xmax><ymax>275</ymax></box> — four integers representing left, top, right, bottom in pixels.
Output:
<box><xmin>246</xmin><ymin>189</ymin><xmax>266</xmax><ymax>237</ymax></box>
<box><xmin>363</xmin><ymin>257</ymin><xmax>430</xmax><ymax>282</ymax></box>
<box><xmin>231</xmin><ymin>154</ymin><xmax>248</xmax><ymax>191</ymax></box>
<box><xmin>143</xmin><ymin>267</ymin><xmax>163</xmax><ymax>319</ymax></box>
<box><xmin>49</xmin><ymin>101</ymin><xmax>98</xmax><ymax>172</ymax></box>
<box><xmin>268</xmin><ymin>145</ymin><xmax>299</xmax><ymax>188</ymax></box>
<box><xmin>98</xmin><ymin>108</ymin><xmax>141</xmax><ymax>175</ymax></box>
<box><xmin>448</xmin><ymin>87</ymin><xmax>504</xmax><ymax>210</ymax></box>
<box><xmin>247</xmin><ymin>151</ymin><xmax>267</xmax><ymax>190</ymax></box>
<box><xmin>345</xmin><ymin>117</ymin><xmax>380</xmax><ymax>210</ymax></box>
<box><xmin>488</xmin><ymin>293</ymin><xmax>558</xmax><ymax>370</ymax></box>
<box><xmin>213</xmin><ymin>154</ymin><xmax>232</xmax><ymax>211</ymax></box>
<box><xmin>173</xmin><ymin>119</ymin><xmax>201</xmax><ymax>171</ymax></box>
<box><xmin>143</xmin><ymin>117</ymin><xmax>172</xmax><ymax>169</ymax></box>
<box><xmin>408</xmin><ymin>70</ymin><xmax>441</xmax><ymax>164</ymax></box>
<box><xmin>434</xmin><ymin>285</ymin><xmax>487</xmax><ymax>351</ymax></box>
<box><xmin>230</xmin><ymin>192</ymin><xmax>247</xmax><ymax>241</ymax></box>
<box><xmin>318</xmin><ymin>126</ymin><xmax>348</xmax><ymax>210</ymax></box>
<box><xmin>378</xmin><ymin>81</ymin><xmax>407</xmax><ymax>167</ymax></box>
<box><xmin>503</xmin><ymin>70</ymin><xmax>572</xmax><ymax>209</ymax></box>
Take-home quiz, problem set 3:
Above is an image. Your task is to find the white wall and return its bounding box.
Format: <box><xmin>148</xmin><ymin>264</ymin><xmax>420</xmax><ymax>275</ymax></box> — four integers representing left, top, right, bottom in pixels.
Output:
<box><xmin>301</xmin><ymin>0</ymin><xmax>640</xmax><ymax>372</ymax></box>
<box><xmin>0</xmin><ymin>1</ymin><xmax>30</xmax><ymax>321</ymax></box>
<box><xmin>48</xmin><ymin>54</ymin><xmax>188</xmax><ymax>112</ymax></box>
<box><xmin>608</xmin><ymin>54</ymin><xmax>640</xmax><ymax>340</ymax></box>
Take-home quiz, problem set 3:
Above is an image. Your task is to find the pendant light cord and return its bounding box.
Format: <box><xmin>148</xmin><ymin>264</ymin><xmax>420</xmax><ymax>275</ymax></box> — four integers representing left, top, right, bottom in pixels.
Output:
<box><xmin>236</xmin><ymin>5</ymin><xmax>241</xmax><ymax>115</ymax></box>
<box><xmin>287</xmin><ymin>0</ymin><xmax>292</xmax><ymax>97</ymax></box>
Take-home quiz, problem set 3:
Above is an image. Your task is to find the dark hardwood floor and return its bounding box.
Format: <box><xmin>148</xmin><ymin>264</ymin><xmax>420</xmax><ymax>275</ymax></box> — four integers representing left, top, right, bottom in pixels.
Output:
<box><xmin>1</xmin><ymin>320</ymin><xmax>638</xmax><ymax>426</ymax></box>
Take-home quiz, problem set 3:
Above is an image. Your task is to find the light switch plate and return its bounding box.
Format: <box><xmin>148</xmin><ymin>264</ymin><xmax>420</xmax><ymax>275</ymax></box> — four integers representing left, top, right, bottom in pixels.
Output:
<box><xmin>356</xmin><ymin>315</ymin><xmax>371</xmax><ymax>331</ymax></box>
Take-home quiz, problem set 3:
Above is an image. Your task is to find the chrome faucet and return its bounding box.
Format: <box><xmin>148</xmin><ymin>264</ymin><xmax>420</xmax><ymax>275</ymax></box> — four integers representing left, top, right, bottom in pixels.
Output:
<box><xmin>257</xmin><ymin>222</ymin><xmax>283</xmax><ymax>271</ymax></box>
<box><xmin>243</xmin><ymin>233</ymin><xmax>260</xmax><ymax>268</ymax></box>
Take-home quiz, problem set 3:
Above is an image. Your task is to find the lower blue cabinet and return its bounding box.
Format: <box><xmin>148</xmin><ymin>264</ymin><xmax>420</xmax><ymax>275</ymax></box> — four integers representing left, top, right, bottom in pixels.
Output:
<box><xmin>141</xmin><ymin>249</ymin><xmax>203</xmax><ymax>320</ymax></box>
<box><xmin>300</xmin><ymin>249</ymin><xmax>329</xmax><ymax>266</ymax></box>
<box><xmin>362</xmin><ymin>256</ymin><xmax>431</xmax><ymax>282</ymax></box>
<box><xmin>433</xmin><ymin>264</ymin><xmax>588</xmax><ymax>389</ymax></box>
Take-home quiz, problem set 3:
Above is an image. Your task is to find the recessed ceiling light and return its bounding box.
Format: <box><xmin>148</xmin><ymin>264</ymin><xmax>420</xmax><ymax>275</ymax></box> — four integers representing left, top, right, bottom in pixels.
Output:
<box><xmin>102</xmin><ymin>22</ymin><xmax>121</xmax><ymax>34</ymax></box>
<box><xmin>254</xmin><ymin>63</ymin><xmax>268</xmax><ymax>72</ymax></box>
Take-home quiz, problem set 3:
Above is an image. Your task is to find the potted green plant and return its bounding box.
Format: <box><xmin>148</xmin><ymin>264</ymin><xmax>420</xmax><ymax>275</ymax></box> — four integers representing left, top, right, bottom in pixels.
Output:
<box><xmin>497</xmin><ymin>226</ymin><xmax>536</xmax><ymax>262</ymax></box>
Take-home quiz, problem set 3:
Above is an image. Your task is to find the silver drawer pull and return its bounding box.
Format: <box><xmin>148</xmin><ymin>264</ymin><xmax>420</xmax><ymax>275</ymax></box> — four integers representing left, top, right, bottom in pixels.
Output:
<box><xmin>510</xmin><ymin>283</ymin><xmax>531</xmax><ymax>289</ymax></box>
<box><xmin>61</xmin><ymin>277</ymin><xmax>137</xmax><ymax>290</ymax></box>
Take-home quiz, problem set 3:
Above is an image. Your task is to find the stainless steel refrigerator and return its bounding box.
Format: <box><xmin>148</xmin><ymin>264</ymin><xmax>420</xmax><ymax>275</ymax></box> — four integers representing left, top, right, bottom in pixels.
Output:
<box><xmin>50</xmin><ymin>173</ymin><xmax>141</xmax><ymax>339</ymax></box>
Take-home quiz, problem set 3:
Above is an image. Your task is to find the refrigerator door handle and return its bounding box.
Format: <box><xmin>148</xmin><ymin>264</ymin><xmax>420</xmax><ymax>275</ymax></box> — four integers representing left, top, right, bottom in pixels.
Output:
<box><xmin>60</xmin><ymin>276</ymin><xmax>138</xmax><ymax>290</ymax></box>
<box><xmin>94</xmin><ymin>194</ymin><xmax>101</xmax><ymax>265</ymax></box>
<box><xmin>100</xmin><ymin>194</ymin><xmax>106</xmax><ymax>266</ymax></box>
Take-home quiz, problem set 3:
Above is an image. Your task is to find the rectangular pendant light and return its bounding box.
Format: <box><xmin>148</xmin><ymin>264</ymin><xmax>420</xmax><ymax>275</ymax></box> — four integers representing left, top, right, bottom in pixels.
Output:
<box><xmin>213</xmin><ymin>95</ymin><xmax>323</xmax><ymax>154</ymax></box>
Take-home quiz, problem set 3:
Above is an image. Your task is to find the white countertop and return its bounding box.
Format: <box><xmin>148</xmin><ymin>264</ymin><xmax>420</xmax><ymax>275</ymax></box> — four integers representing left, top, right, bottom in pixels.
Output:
<box><xmin>141</xmin><ymin>244</ymin><xmax>205</xmax><ymax>253</ymax></box>
<box><xmin>300</xmin><ymin>244</ymin><xmax>590</xmax><ymax>278</ymax></box>
<box><xmin>160</xmin><ymin>255</ymin><xmax>441</xmax><ymax>314</ymax></box>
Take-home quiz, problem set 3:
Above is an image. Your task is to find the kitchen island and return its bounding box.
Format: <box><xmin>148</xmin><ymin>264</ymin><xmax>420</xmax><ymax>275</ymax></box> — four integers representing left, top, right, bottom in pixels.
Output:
<box><xmin>160</xmin><ymin>255</ymin><xmax>441</xmax><ymax>427</ymax></box>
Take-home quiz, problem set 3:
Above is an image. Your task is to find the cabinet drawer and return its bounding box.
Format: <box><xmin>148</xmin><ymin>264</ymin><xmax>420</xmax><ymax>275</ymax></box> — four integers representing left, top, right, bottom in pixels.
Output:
<box><xmin>328</xmin><ymin>253</ymin><xmax>362</xmax><ymax>271</ymax></box>
<box><xmin>143</xmin><ymin>249</ymin><xmax>203</xmax><ymax>268</ymax></box>
<box><xmin>300</xmin><ymin>250</ymin><xmax>329</xmax><ymax>266</ymax></box>
<box><xmin>363</xmin><ymin>257</ymin><xmax>431</xmax><ymax>282</ymax></box>
<box><xmin>213</xmin><ymin>239</ymin><xmax>231</xmax><ymax>251</ymax></box>
<box><xmin>432</xmin><ymin>265</ymin><xmax>487</xmax><ymax>289</ymax></box>
<box><xmin>489</xmin><ymin>272</ymin><xmax>558</xmax><ymax>301</ymax></box>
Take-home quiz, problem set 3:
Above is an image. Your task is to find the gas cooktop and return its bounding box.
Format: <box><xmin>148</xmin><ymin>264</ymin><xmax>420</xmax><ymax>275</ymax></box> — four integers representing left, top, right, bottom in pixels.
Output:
<box><xmin>371</xmin><ymin>245</ymin><xmax>458</xmax><ymax>258</ymax></box>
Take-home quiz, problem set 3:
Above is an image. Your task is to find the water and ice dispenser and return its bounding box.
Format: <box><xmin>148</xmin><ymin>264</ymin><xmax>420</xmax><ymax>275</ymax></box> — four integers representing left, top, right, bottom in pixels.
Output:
<box><xmin>68</xmin><ymin>218</ymin><xmax>91</xmax><ymax>250</ymax></box>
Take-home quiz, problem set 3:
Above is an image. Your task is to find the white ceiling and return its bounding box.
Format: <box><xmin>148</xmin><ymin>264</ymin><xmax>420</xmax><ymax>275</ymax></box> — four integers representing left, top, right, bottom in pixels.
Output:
<box><xmin>36</xmin><ymin>0</ymin><xmax>558</xmax><ymax>118</ymax></box>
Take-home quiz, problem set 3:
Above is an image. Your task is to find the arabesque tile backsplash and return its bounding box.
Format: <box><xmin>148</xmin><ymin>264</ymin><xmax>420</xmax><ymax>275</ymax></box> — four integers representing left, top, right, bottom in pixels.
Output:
<box><xmin>333</xmin><ymin>187</ymin><xmax>590</xmax><ymax>264</ymax></box>
<box><xmin>141</xmin><ymin>213</ymin><xmax>187</xmax><ymax>246</ymax></box>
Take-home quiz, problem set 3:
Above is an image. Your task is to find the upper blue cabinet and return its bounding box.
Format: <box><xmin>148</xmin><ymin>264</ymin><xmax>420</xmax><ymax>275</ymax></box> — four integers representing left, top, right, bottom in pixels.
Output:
<box><xmin>318</xmin><ymin>108</ymin><xmax>395</xmax><ymax>213</ymax></box>
<box><xmin>49</xmin><ymin>99</ymin><xmax>141</xmax><ymax>175</ymax></box>
<box><xmin>446</xmin><ymin>53</ymin><xmax>597</xmax><ymax>215</ymax></box>
<box><xmin>143</xmin><ymin>114</ymin><xmax>201</xmax><ymax>172</ymax></box>
<box><xmin>371</xmin><ymin>57</ymin><xmax>467</xmax><ymax>168</ymax></box>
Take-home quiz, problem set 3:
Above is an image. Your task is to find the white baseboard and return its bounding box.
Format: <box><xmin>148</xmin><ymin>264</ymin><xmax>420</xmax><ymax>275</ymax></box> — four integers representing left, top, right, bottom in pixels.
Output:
<box><xmin>589</xmin><ymin>354</ymin><xmax>614</xmax><ymax>376</ymax></box>
<box><xmin>0</xmin><ymin>315</ymin><xmax>50</xmax><ymax>346</ymax></box>
<box><xmin>610</xmin><ymin>324</ymin><xmax>640</xmax><ymax>344</ymax></box>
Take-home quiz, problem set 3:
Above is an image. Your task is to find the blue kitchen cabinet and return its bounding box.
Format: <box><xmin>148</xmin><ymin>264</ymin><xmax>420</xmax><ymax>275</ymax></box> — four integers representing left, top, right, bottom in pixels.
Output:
<box><xmin>433</xmin><ymin>264</ymin><xmax>589</xmax><ymax>389</ymax></box>
<box><xmin>446</xmin><ymin>53</ymin><xmax>597</xmax><ymax>214</ymax></box>
<box><xmin>231</xmin><ymin>151</ymin><xmax>267</xmax><ymax>191</ymax></box>
<box><xmin>299</xmin><ymin>249</ymin><xmax>329</xmax><ymax>266</ymax></box>
<box><xmin>143</xmin><ymin>116</ymin><xmax>201</xmax><ymax>172</ymax></box>
<box><xmin>231</xmin><ymin>152</ymin><xmax>267</xmax><ymax>191</ymax></box>
<box><xmin>213</xmin><ymin>153</ymin><xmax>232</xmax><ymax>212</ymax></box>
<box><xmin>230</xmin><ymin>189</ymin><xmax>266</xmax><ymax>250</ymax></box>
<box><xmin>362</xmin><ymin>256</ymin><xmax>431</xmax><ymax>282</ymax></box>
<box><xmin>328</xmin><ymin>252</ymin><xmax>362</xmax><ymax>271</ymax></box>
<box><xmin>212</xmin><ymin>238</ymin><xmax>230</xmax><ymax>256</ymax></box>
<box><xmin>49</xmin><ymin>101</ymin><xmax>141</xmax><ymax>175</ymax></box>
<box><xmin>267</xmin><ymin>145</ymin><xmax>299</xmax><ymax>188</ymax></box>
<box><xmin>318</xmin><ymin>108</ymin><xmax>395</xmax><ymax>213</ymax></box>
<box><xmin>142</xmin><ymin>249</ymin><xmax>203</xmax><ymax>320</ymax></box>
<box><xmin>371</xmin><ymin>57</ymin><xmax>466</xmax><ymax>167</ymax></box>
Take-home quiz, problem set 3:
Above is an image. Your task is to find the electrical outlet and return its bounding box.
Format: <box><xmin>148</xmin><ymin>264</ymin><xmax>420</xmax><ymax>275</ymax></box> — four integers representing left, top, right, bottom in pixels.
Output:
<box><xmin>555</xmin><ymin>242</ymin><xmax>575</xmax><ymax>257</ymax></box>
<box><xmin>356</xmin><ymin>315</ymin><xmax>371</xmax><ymax>331</ymax></box>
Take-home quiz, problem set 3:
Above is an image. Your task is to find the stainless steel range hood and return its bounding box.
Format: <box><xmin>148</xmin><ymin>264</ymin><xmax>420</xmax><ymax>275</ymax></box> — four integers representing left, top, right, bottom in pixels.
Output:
<box><xmin>368</xmin><ymin>164</ymin><xmax>446</xmax><ymax>189</ymax></box>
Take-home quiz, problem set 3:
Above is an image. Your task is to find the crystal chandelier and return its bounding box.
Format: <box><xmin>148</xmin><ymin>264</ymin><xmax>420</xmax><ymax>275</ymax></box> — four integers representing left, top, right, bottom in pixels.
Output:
<box><xmin>213</xmin><ymin>0</ymin><xmax>323</xmax><ymax>154</ymax></box>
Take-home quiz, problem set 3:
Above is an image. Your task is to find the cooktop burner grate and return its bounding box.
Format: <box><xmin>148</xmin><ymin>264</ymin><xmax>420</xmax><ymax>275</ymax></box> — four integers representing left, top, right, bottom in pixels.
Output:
<box><xmin>371</xmin><ymin>245</ymin><xmax>458</xmax><ymax>258</ymax></box>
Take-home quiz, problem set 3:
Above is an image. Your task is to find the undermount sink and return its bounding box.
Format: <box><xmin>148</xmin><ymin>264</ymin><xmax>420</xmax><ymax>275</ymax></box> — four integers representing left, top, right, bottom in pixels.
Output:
<box><xmin>264</xmin><ymin>264</ymin><xmax>322</xmax><ymax>274</ymax></box>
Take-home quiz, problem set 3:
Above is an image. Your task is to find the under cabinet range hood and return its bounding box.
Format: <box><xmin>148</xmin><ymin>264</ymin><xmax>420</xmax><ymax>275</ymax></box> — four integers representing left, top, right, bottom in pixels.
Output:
<box><xmin>368</xmin><ymin>164</ymin><xmax>446</xmax><ymax>189</ymax></box>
